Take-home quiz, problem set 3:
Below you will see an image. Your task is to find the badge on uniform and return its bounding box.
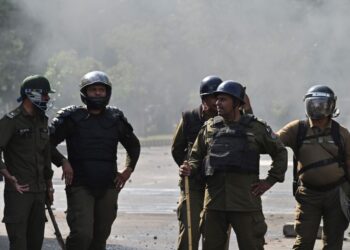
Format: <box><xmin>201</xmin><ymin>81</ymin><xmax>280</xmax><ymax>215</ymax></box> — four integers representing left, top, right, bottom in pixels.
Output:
<box><xmin>18</xmin><ymin>128</ymin><xmax>32</xmax><ymax>137</ymax></box>
<box><xmin>266</xmin><ymin>126</ymin><xmax>277</xmax><ymax>139</ymax></box>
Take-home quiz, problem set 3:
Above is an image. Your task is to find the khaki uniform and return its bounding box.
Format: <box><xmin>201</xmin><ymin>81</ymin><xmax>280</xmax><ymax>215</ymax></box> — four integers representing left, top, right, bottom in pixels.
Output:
<box><xmin>172</xmin><ymin>106</ymin><xmax>208</xmax><ymax>250</ymax></box>
<box><xmin>0</xmin><ymin>105</ymin><xmax>53</xmax><ymax>250</ymax></box>
<box><xmin>278</xmin><ymin>119</ymin><xmax>350</xmax><ymax>250</ymax></box>
<box><xmin>189</xmin><ymin>115</ymin><xmax>287</xmax><ymax>250</ymax></box>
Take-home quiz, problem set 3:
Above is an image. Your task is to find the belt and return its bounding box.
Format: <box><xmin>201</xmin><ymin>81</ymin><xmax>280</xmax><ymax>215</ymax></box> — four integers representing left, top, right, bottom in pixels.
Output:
<box><xmin>301</xmin><ymin>177</ymin><xmax>346</xmax><ymax>192</ymax></box>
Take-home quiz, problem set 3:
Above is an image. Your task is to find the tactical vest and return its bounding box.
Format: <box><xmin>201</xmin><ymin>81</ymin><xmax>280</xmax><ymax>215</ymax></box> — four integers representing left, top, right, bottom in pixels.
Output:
<box><xmin>181</xmin><ymin>106</ymin><xmax>207</xmax><ymax>190</ymax></box>
<box><xmin>206</xmin><ymin>116</ymin><xmax>260</xmax><ymax>175</ymax></box>
<box><xmin>53</xmin><ymin>106</ymin><xmax>124</xmax><ymax>188</ymax></box>
<box><xmin>182</xmin><ymin>106</ymin><xmax>204</xmax><ymax>146</ymax></box>
<box><xmin>293</xmin><ymin>119</ymin><xmax>347</xmax><ymax>193</ymax></box>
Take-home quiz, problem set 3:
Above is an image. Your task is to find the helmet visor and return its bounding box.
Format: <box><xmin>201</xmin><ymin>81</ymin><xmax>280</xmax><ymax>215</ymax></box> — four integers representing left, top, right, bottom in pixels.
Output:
<box><xmin>305</xmin><ymin>97</ymin><xmax>333</xmax><ymax>119</ymax></box>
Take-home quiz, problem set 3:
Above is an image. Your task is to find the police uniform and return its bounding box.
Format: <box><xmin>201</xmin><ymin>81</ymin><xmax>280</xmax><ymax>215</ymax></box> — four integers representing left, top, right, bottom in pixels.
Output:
<box><xmin>278</xmin><ymin>119</ymin><xmax>350</xmax><ymax>249</ymax></box>
<box><xmin>0</xmin><ymin>105</ymin><xmax>53</xmax><ymax>250</ymax></box>
<box><xmin>172</xmin><ymin>106</ymin><xmax>209</xmax><ymax>250</ymax></box>
<box><xmin>189</xmin><ymin>114</ymin><xmax>287</xmax><ymax>250</ymax></box>
<box><xmin>50</xmin><ymin>105</ymin><xmax>140</xmax><ymax>250</ymax></box>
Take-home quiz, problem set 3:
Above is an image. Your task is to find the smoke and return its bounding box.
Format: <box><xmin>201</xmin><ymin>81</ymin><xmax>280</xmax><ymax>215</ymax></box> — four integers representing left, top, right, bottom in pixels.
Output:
<box><xmin>14</xmin><ymin>0</ymin><xmax>350</xmax><ymax>133</ymax></box>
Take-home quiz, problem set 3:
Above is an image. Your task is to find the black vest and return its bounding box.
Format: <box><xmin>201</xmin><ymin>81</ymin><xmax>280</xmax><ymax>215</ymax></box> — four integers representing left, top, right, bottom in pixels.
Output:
<box><xmin>182</xmin><ymin>106</ymin><xmax>204</xmax><ymax>146</ymax></box>
<box><xmin>63</xmin><ymin>107</ymin><xmax>123</xmax><ymax>188</ymax></box>
<box><xmin>208</xmin><ymin>116</ymin><xmax>260</xmax><ymax>175</ymax></box>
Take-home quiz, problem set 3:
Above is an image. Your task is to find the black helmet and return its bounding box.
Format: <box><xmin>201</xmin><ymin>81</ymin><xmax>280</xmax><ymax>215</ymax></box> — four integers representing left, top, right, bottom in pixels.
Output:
<box><xmin>214</xmin><ymin>80</ymin><xmax>245</xmax><ymax>104</ymax></box>
<box><xmin>200</xmin><ymin>75</ymin><xmax>222</xmax><ymax>97</ymax></box>
<box><xmin>304</xmin><ymin>85</ymin><xmax>338</xmax><ymax>119</ymax></box>
<box><xmin>80</xmin><ymin>71</ymin><xmax>112</xmax><ymax>109</ymax></box>
<box><xmin>17</xmin><ymin>75</ymin><xmax>55</xmax><ymax>111</ymax></box>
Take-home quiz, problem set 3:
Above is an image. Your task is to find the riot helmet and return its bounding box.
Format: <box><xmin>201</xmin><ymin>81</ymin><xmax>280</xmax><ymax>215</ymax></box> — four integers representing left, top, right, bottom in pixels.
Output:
<box><xmin>80</xmin><ymin>71</ymin><xmax>112</xmax><ymax>109</ymax></box>
<box><xmin>214</xmin><ymin>80</ymin><xmax>246</xmax><ymax>105</ymax></box>
<box><xmin>200</xmin><ymin>75</ymin><xmax>222</xmax><ymax>97</ymax></box>
<box><xmin>304</xmin><ymin>85</ymin><xmax>338</xmax><ymax>120</ymax></box>
<box><xmin>17</xmin><ymin>75</ymin><xmax>55</xmax><ymax>111</ymax></box>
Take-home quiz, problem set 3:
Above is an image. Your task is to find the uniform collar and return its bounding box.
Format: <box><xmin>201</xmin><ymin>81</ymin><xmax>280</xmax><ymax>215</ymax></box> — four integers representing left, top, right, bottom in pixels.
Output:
<box><xmin>19</xmin><ymin>104</ymin><xmax>47</xmax><ymax>119</ymax></box>
<box><xmin>19</xmin><ymin>104</ymin><xmax>31</xmax><ymax>117</ymax></box>
<box><xmin>308</xmin><ymin>118</ymin><xmax>332</xmax><ymax>129</ymax></box>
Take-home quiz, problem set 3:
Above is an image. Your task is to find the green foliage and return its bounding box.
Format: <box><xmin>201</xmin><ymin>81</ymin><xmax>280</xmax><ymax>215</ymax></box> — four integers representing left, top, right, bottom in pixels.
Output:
<box><xmin>45</xmin><ymin>50</ymin><xmax>102</xmax><ymax>108</ymax></box>
<box><xmin>0</xmin><ymin>0</ymin><xmax>38</xmax><ymax>114</ymax></box>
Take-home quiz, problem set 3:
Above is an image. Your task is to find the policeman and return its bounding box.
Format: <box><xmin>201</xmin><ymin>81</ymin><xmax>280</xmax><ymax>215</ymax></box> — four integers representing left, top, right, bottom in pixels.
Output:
<box><xmin>180</xmin><ymin>81</ymin><xmax>287</xmax><ymax>250</ymax></box>
<box><xmin>172</xmin><ymin>75</ymin><xmax>222</xmax><ymax>250</ymax></box>
<box><xmin>277</xmin><ymin>85</ymin><xmax>350</xmax><ymax>249</ymax></box>
<box><xmin>0</xmin><ymin>75</ymin><xmax>55</xmax><ymax>250</ymax></box>
<box><xmin>50</xmin><ymin>71</ymin><xmax>141</xmax><ymax>250</ymax></box>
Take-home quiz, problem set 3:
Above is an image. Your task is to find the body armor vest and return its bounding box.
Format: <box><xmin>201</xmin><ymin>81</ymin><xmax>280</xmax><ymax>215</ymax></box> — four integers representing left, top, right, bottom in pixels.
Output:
<box><xmin>60</xmin><ymin>106</ymin><xmax>122</xmax><ymax>188</ymax></box>
<box><xmin>207</xmin><ymin>116</ymin><xmax>260</xmax><ymax>175</ymax></box>
<box><xmin>182</xmin><ymin>106</ymin><xmax>204</xmax><ymax>145</ymax></box>
<box><xmin>292</xmin><ymin>119</ymin><xmax>346</xmax><ymax>193</ymax></box>
<box><xmin>182</xmin><ymin>106</ymin><xmax>206</xmax><ymax>189</ymax></box>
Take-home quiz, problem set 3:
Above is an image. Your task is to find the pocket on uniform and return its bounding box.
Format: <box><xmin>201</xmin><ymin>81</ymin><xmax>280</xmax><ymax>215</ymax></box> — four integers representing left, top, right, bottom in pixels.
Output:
<box><xmin>252</xmin><ymin>213</ymin><xmax>267</xmax><ymax>238</ymax></box>
<box><xmin>2</xmin><ymin>215</ymin><xmax>24</xmax><ymax>224</ymax></box>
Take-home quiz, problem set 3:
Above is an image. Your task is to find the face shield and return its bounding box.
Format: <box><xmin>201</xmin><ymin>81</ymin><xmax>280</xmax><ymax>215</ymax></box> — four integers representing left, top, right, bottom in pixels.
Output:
<box><xmin>25</xmin><ymin>89</ymin><xmax>53</xmax><ymax>111</ymax></box>
<box><xmin>305</xmin><ymin>97</ymin><xmax>334</xmax><ymax>120</ymax></box>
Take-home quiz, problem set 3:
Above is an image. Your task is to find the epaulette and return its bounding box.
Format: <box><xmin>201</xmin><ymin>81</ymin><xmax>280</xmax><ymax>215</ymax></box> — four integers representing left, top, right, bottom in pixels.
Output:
<box><xmin>242</xmin><ymin>114</ymin><xmax>266</xmax><ymax>126</ymax></box>
<box><xmin>6</xmin><ymin>108</ymin><xmax>21</xmax><ymax>119</ymax></box>
<box><xmin>240</xmin><ymin>113</ymin><xmax>258</xmax><ymax>127</ymax></box>
<box><xmin>249</xmin><ymin>115</ymin><xmax>277</xmax><ymax>140</ymax></box>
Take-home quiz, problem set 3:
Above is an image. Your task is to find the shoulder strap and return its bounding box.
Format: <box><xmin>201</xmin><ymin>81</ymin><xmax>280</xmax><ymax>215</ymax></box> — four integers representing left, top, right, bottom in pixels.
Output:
<box><xmin>293</xmin><ymin>119</ymin><xmax>347</xmax><ymax>186</ymax></box>
<box><xmin>239</xmin><ymin>114</ymin><xmax>255</xmax><ymax>127</ymax></box>
<box><xmin>292</xmin><ymin>119</ymin><xmax>308</xmax><ymax>195</ymax></box>
<box><xmin>6</xmin><ymin>108</ymin><xmax>21</xmax><ymax>119</ymax></box>
<box><xmin>330</xmin><ymin>120</ymin><xmax>344</xmax><ymax>159</ymax></box>
<box><xmin>330</xmin><ymin>120</ymin><xmax>347</xmax><ymax>178</ymax></box>
<box><xmin>182</xmin><ymin>107</ymin><xmax>201</xmax><ymax>140</ymax></box>
<box><xmin>295</xmin><ymin>119</ymin><xmax>308</xmax><ymax>158</ymax></box>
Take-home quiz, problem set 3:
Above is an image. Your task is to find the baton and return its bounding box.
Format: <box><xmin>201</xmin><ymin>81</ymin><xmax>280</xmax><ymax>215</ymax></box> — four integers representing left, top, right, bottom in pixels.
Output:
<box><xmin>46</xmin><ymin>201</ymin><xmax>66</xmax><ymax>250</ymax></box>
<box><xmin>184</xmin><ymin>174</ymin><xmax>193</xmax><ymax>250</ymax></box>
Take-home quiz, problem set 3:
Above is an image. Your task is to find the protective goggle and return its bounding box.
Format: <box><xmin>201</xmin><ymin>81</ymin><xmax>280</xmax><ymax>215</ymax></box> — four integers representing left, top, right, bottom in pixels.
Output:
<box><xmin>305</xmin><ymin>97</ymin><xmax>334</xmax><ymax>120</ymax></box>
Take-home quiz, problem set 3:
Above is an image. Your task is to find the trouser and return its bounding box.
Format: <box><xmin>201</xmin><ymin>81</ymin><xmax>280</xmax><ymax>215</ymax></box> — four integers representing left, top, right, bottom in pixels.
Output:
<box><xmin>201</xmin><ymin>209</ymin><xmax>267</xmax><ymax>250</ymax></box>
<box><xmin>65</xmin><ymin>186</ymin><xmax>118</xmax><ymax>250</ymax></box>
<box><xmin>293</xmin><ymin>185</ymin><xmax>349</xmax><ymax>250</ymax></box>
<box><xmin>177</xmin><ymin>189</ymin><xmax>204</xmax><ymax>250</ymax></box>
<box><xmin>2</xmin><ymin>191</ymin><xmax>46</xmax><ymax>250</ymax></box>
